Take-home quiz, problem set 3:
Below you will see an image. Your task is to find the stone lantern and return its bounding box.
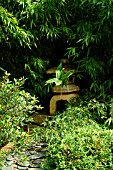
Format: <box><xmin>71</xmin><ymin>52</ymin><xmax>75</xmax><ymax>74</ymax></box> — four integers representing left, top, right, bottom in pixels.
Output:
<box><xmin>47</xmin><ymin>59</ymin><xmax>80</xmax><ymax>115</ymax></box>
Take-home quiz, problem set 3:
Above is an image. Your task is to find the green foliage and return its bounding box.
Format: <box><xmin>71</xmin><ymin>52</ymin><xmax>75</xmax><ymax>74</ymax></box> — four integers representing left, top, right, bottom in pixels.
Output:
<box><xmin>105</xmin><ymin>98</ymin><xmax>113</xmax><ymax>127</ymax></box>
<box><xmin>0</xmin><ymin>6</ymin><xmax>34</xmax><ymax>47</ymax></box>
<box><xmin>46</xmin><ymin>63</ymin><xmax>74</xmax><ymax>88</ymax></box>
<box><xmin>25</xmin><ymin>56</ymin><xmax>48</xmax><ymax>96</ymax></box>
<box><xmin>1</xmin><ymin>0</ymin><xmax>113</xmax><ymax>96</ymax></box>
<box><xmin>0</xmin><ymin>70</ymin><xmax>42</xmax><ymax>147</ymax></box>
<box><xmin>64</xmin><ymin>0</ymin><xmax>113</xmax><ymax>93</ymax></box>
<box><xmin>87</xmin><ymin>99</ymin><xmax>109</xmax><ymax>125</ymax></box>
<box><xmin>42</xmin><ymin>100</ymin><xmax>113</xmax><ymax>170</ymax></box>
<box><xmin>71</xmin><ymin>91</ymin><xmax>113</xmax><ymax>127</ymax></box>
<box><xmin>0</xmin><ymin>0</ymin><xmax>72</xmax><ymax>46</ymax></box>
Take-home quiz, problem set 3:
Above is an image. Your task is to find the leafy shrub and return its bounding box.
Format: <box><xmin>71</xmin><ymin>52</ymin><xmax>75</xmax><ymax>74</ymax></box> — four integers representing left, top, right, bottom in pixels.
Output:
<box><xmin>42</xmin><ymin>104</ymin><xmax>113</xmax><ymax>170</ymax></box>
<box><xmin>0</xmin><ymin>71</ymin><xmax>41</xmax><ymax>147</ymax></box>
<box><xmin>70</xmin><ymin>91</ymin><xmax>113</xmax><ymax>127</ymax></box>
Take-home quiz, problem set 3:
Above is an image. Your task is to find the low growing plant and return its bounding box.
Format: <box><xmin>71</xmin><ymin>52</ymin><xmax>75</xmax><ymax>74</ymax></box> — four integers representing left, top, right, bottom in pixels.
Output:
<box><xmin>41</xmin><ymin>100</ymin><xmax>113</xmax><ymax>170</ymax></box>
<box><xmin>70</xmin><ymin>91</ymin><xmax>113</xmax><ymax>128</ymax></box>
<box><xmin>0</xmin><ymin>70</ymin><xmax>42</xmax><ymax>147</ymax></box>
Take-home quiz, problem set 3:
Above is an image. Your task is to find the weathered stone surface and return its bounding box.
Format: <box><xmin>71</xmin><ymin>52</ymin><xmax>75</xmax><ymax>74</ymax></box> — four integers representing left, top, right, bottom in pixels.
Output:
<box><xmin>29</xmin><ymin>163</ymin><xmax>40</xmax><ymax>168</ymax></box>
<box><xmin>17</xmin><ymin>165</ymin><xmax>28</xmax><ymax>169</ymax></box>
<box><xmin>6</xmin><ymin>160</ymin><xmax>14</xmax><ymax>166</ymax></box>
<box><xmin>17</xmin><ymin>161</ymin><xmax>29</xmax><ymax>167</ymax></box>
<box><xmin>36</xmin><ymin>147</ymin><xmax>47</xmax><ymax>152</ymax></box>
<box><xmin>33</xmin><ymin>159</ymin><xmax>42</xmax><ymax>164</ymax></box>
<box><xmin>31</xmin><ymin>114</ymin><xmax>52</xmax><ymax>125</ymax></box>
<box><xmin>2</xmin><ymin>142</ymin><xmax>47</xmax><ymax>170</ymax></box>
<box><xmin>2</xmin><ymin>167</ymin><xmax>11</xmax><ymax>170</ymax></box>
<box><xmin>36</xmin><ymin>143</ymin><xmax>47</xmax><ymax>147</ymax></box>
<box><xmin>50</xmin><ymin>93</ymin><xmax>79</xmax><ymax>115</ymax></box>
<box><xmin>29</xmin><ymin>154</ymin><xmax>40</xmax><ymax>160</ymax></box>
<box><xmin>2</xmin><ymin>164</ymin><xmax>17</xmax><ymax>170</ymax></box>
<box><xmin>52</xmin><ymin>84</ymin><xmax>80</xmax><ymax>93</ymax></box>
<box><xmin>28</xmin><ymin>168</ymin><xmax>40</xmax><ymax>170</ymax></box>
<box><xmin>29</xmin><ymin>152</ymin><xmax>46</xmax><ymax>160</ymax></box>
<box><xmin>6</xmin><ymin>155</ymin><xmax>13</xmax><ymax>161</ymax></box>
<box><xmin>29</xmin><ymin>151</ymin><xmax>37</xmax><ymax>155</ymax></box>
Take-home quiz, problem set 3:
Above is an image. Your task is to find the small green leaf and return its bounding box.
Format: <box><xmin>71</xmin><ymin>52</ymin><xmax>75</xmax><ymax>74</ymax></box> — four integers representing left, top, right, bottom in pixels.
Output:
<box><xmin>65</xmin><ymin>70</ymin><xmax>74</xmax><ymax>79</ymax></box>
<box><xmin>56</xmin><ymin>63</ymin><xmax>62</xmax><ymax>70</ymax></box>
<box><xmin>55</xmin><ymin>79</ymin><xmax>62</xmax><ymax>86</ymax></box>
<box><xmin>56</xmin><ymin>70</ymin><xmax>61</xmax><ymax>79</ymax></box>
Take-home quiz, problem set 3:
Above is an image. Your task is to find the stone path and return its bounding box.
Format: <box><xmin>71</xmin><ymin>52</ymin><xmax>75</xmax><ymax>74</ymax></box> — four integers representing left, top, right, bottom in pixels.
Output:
<box><xmin>2</xmin><ymin>142</ymin><xmax>48</xmax><ymax>170</ymax></box>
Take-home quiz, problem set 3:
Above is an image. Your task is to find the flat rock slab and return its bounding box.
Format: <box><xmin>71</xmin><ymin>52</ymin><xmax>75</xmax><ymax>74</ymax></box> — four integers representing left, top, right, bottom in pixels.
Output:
<box><xmin>2</xmin><ymin>164</ymin><xmax>17</xmax><ymax>170</ymax></box>
<box><xmin>32</xmin><ymin>114</ymin><xmax>52</xmax><ymax>125</ymax></box>
<box><xmin>2</xmin><ymin>142</ymin><xmax>47</xmax><ymax>170</ymax></box>
<box><xmin>28</xmin><ymin>168</ymin><xmax>41</xmax><ymax>170</ymax></box>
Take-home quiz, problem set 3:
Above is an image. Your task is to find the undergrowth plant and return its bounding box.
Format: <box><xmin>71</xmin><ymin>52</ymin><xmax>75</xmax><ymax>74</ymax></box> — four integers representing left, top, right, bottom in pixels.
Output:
<box><xmin>0</xmin><ymin>70</ymin><xmax>42</xmax><ymax>147</ymax></box>
<box><xmin>29</xmin><ymin>91</ymin><xmax>113</xmax><ymax>170</ymax></box>
<box><xmin>41</xmin><ymin>101</ymin><xmax>113</xmax><ymax>170</ymax></box>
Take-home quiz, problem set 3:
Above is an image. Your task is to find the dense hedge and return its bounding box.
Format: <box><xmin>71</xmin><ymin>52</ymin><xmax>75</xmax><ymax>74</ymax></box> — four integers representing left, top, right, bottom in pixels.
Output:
<box><xmin>42</xmin><ymin>105</ymin><xmax>113</xmax><ymax>170</ymax></box>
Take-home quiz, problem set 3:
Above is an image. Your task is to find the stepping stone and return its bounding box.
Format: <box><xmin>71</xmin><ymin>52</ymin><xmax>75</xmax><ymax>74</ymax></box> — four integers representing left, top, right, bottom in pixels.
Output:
<box><xmin>29</xmin><ymin>151</ymin><xmax>37</xmax><ymax>155</ymax></box>
<box><xmin>36</xmin><ymin>143</ymin><xmax>47</xmax><ymax>147</ymax></box>
<box><xmin>28</xmin><ymin>168</ymin><xmax>41</xmax><ymax>170</ymax></box>
<box><xmin>6</xmin><ymin>160</ymin><xmax>14</xmax><ymax>166</ymax></box>
<box><xmin>2</xmin><ymin>167</ymin><xmax>11</xmax><ymax>170</ymax></box>
<box><xmin>29</xmin><ymin>152</ymin><xmax>47</xmax><ymax>160</ymax></box>
<box><xmin>2</xmin><ymin>142</ymin><xmax>48</xmax><ymax>170</ymax></box>
<box><xmin>2</xmin><ymin>164</ymin><xmax>17</xmax><ymax>170</ymax></box>
<box><xmin>33</xmin><ymin>159</ymin><xmax>42</xmax><ymax>164</ymax></box>
<box><xmin>35</xmin><ymin>147</ymin><xmax>47</xmax><ymax>152</ymax></box>
<box><xmin>17</xmin><ymin>161</ymin><xmax>29</xmax><ymax>167</ymax></box>
<box><xmin>29</xmin><ymin>163</ymin><xmax>40</xmax><ymax>168</ymax></box>
<box><xmin>17</xmin><ymin>165</ymin><xmax>28</xmax><ymax>169</ymax></box>
<box><xmin>6</xmin><ymin>155</ymin><xmax>13</xmax><ymax>161</ymax></box>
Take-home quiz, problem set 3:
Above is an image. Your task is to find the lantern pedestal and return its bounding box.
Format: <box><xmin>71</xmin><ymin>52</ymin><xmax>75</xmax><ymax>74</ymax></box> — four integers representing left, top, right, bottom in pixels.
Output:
<box><xmin>50</xmin><ymin>93</ymin><xmax>79</xmax><ymax>115</ymax></box>
<box><xmin>46</xmin><ymin>59</ymin><xmax>80</xmax><ymax>115</ymax></box>
<box><xmin>50</xmin><ymin>85</ymin><xmax>80</xmax><ymax>115</ymax></box>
